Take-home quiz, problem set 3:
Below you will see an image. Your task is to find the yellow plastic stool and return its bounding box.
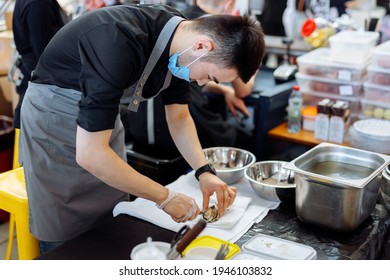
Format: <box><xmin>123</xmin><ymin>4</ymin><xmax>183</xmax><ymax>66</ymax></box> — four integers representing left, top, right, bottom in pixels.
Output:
<box><xmin>13</xmin><ymin>128</ymin><xmax>20</xmax><ymax>169</ymax></box>
<box><xmin>0</xmin><ymin>167</ymin><xmax>39</xmax><ymax>259</ymax></box>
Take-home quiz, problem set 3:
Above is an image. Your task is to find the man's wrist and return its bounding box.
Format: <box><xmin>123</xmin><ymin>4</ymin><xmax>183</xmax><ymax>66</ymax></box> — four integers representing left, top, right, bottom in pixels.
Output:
<box><xmin>195</xmin><ymin>163</ymin><xmax>216</xmax><ymax>181</ymax></box>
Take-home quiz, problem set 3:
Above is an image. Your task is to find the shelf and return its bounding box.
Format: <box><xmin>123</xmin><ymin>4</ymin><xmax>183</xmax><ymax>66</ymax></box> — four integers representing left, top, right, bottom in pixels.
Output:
<box><xmin>268</xmin><ymin>122</ymin><xmax>350</xmax><ymax>147</ymax></box>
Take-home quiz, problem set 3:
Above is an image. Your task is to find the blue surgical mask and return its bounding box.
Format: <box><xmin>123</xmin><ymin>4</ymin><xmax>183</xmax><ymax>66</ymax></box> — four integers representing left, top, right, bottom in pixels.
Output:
<box><xmin>168</xmin><ymin>46</ymin><xmax>209</xmax><ymax>82</ymax></box>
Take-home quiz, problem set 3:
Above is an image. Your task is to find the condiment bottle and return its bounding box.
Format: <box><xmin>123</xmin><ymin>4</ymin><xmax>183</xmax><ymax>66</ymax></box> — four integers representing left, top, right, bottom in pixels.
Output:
<box><xmin>329</xmin><ymin>101</ymin><xmax>350</xmax><ymax>144</ymax></box>
<box><xmin>314</xmin><ymin>98</ymin><xmax>333</xmax><ymax>141</ymax></box>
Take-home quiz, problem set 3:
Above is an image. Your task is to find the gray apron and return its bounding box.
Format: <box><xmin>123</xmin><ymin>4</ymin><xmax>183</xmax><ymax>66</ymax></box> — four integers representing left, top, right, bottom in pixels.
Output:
<box><xmin>19</xmin><ymin>16</ymin><xmax>184</xmax><ymax>242</ymax></box>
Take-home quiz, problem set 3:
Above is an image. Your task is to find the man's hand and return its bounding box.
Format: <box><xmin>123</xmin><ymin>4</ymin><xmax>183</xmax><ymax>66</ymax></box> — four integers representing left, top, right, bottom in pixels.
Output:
<box><xmin>198</xmin><ymin>172</ymin><xmax>237</xmax><ymax>216</ymax></box>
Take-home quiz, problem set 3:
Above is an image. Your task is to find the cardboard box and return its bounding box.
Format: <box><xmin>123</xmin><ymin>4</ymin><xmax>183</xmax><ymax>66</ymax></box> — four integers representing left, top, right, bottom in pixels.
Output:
<box><xmin>0</xmin><ymin>30</ymin><xmax>14</xmax><ymax>76</ymax></box>
<box><xmin>0</xmin><ymin>76</ymin><xmax>16</xmax><ymax>117</ymax></box>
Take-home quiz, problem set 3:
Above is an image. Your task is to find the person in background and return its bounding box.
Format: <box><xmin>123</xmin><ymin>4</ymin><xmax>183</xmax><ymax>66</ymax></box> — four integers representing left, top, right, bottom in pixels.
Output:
<box><xmin>260</xmin><ymin>0</ymin><xmax>287</xmax><ymax>37</ymax></box>
<box><xmin>259</xmin><ymin>0</ymin><xmax>287</xmax><ymax>66</ymax></box>
<box><xmin>19</xmin><ymin>4</ymin><xmax>265</xmax><ymax>254</ymax></box>
<box><xmin>12</xmin><ymin>0</ymin><xmax>69</xmax><ymax>128</ymax></box>
<box><xmin>377</xmin><ymin>0</ymin><xmax>390</xmax><ymax>42</ymax></box>
<box><xmin>123</xmin><ymin>0</ymin><xmax>259</xmax><ymax>159</ymax></box>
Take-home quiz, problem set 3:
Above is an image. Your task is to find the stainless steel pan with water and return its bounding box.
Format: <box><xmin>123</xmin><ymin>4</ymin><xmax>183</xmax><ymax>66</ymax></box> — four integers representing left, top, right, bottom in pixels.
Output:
<box><xmin>284</xmin><ymin>142</ymin><xmax>390</xmax><ymax>231</ymax></box>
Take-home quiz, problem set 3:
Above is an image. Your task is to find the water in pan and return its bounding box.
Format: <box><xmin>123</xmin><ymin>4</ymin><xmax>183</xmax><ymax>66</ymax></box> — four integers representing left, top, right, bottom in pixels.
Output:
<box><xmin>306</xmin><ymin>161</ymin><xmax>375</xmax><ymax>180</ymax></box>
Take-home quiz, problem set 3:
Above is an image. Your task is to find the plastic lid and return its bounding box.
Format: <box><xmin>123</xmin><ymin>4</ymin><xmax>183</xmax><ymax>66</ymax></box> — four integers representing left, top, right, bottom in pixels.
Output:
<box><xmin>371</xmin><ymin>40</ymin><xmax>390</xmax><ymax>55</ymax></box>
<box><xmin>241</xmin><ymin>234</ymin><xmax>317</xmax><ymax>260</ymax></box>
<box><xmin>353</xmin><ymin>119</ymin><xmax>390</xmax><ymax>138</ymax></box>
<box><xmin>301</xmin><ymin>18</ymin><xmax>317</xmax><ymax>37</ymax></box>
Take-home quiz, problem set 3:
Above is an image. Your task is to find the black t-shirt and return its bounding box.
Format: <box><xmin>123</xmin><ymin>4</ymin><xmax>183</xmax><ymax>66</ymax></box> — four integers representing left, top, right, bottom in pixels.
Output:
<box><xmin>12</xmin><ymin>0</ymin><xmax>67</xmax><ymax>94</ymax></box>
<box><xmin>32</xmin><ymin>5</ymin><xmax>190</xmax><ymax>132</ymax></box>
<box><xmin>126</xmin><ymin>4</ymin><xmax>237</xmax><ymax>155</ymax></box>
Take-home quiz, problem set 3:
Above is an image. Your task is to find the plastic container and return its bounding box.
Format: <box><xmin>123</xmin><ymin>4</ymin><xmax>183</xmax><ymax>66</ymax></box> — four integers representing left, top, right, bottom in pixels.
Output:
<box><xmin>297</xmin><ymin>48</ymin><xmax>367</xmax><ymax>82</ymax></box>
<box><xmin>348</xmin><ymin>119</ymin><xmax>390</xmax><ymax>154</ymax></box>
<box><xmin>230</xmin><ymin>251</ymin><xmax>271</xmax><ymax>260</ymax></box>
<box><xmin>363</xmin><ymin>81</ymin><xmax>390</xmax><ymax>102</ymax></box>
<box><xmin>240</xmin><ymin>234</ymin><xmax>317</xmax><ymax>260</ymax></box>
<box><xmin>183</xmin><ymin>247</ymin><xmax>219</xmax><ymax>260</ymax></box>
<box><xmin>302</xmin><ymin>106</ymin><xmax>317</xmax><ymax>131</ymax></box>
<box><xmin>182</xmin><ymin>235</ymin><xmax>240</xmax><ymax>260</ymax></box>
<box><xmin>360</xmin><ymin>98</ymin><xmax>390</xmax><ymax>120</ymax></box>
<box><xmin>367</xmin><ymin>65</ymin><xmax>390</xmax><ymax>86</ymax></box>
<box><xmin>329</xmin><ymin>30</ymin><xmax>379</xmax><ymax>65</ymax></box>
<box><xmin>371</xmin><ymin>40</ymin><xmax>390</xmax><ymax>69</ymax></box>
<box><xmin>301</xmin><ymin>91</ymin><xmax>361</xmax><ymax>115</ymax></box>
<box><xmin>296</xmin><ymin>72</ymin><xmax>363</xmax><ymax>97</ymax></box>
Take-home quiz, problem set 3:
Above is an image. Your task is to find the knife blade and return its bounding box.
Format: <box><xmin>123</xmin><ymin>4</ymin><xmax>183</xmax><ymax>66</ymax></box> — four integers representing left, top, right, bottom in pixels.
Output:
<box><xmin>166</xmin><ymin>219</ymin><xmax>207</xmax><ymax>260</ymax></box>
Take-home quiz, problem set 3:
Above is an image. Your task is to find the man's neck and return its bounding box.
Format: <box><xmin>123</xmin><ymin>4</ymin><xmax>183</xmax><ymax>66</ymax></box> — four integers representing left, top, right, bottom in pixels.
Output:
<box><xmin>169</xmin><ymin>21</ymin><xmax>193</xmax><ymax>56</ymax></box>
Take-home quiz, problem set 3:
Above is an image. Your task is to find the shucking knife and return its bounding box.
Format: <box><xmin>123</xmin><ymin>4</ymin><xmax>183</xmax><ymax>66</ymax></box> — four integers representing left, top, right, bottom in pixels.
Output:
<box><xmin>166</xmin><ymin>219</ymin><xmax>207</xmax><ymax>260</ymax></box>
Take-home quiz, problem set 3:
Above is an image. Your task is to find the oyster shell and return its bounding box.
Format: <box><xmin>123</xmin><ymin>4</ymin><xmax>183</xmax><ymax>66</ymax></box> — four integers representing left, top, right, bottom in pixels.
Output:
<box><xmin>202</xmin><ymin>205</ymin><xmax>220</xmax><ymax>223</ymax></box>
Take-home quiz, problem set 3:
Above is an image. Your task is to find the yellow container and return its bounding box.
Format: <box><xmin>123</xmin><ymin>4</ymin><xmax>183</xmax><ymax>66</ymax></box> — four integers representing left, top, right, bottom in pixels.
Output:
<box><xmin>182</xmin><ymin>235</ymin><xmax>240</xmax><ymax>260</ymax></box>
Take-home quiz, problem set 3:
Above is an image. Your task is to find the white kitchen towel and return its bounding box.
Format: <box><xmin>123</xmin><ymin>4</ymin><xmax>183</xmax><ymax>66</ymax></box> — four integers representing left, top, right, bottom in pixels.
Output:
<box><xmin>113</xmin><ymin>170</ymin><xmax>279</xmax><ymax>242</ymax></box>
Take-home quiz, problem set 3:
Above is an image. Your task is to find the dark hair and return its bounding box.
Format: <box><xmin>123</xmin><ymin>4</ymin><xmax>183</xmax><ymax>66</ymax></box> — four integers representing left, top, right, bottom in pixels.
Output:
<box><xmin>189</xmin><ymin>15</ymin><xmax>265</xmax><ymax>83</ymax></box>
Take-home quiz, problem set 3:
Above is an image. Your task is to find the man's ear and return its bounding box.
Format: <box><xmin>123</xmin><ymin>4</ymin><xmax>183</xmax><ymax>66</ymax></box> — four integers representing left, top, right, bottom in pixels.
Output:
<box><xmin>193</xmin><ymin>38</ymin><xmax>214</xmax><ymax>52</ymax></box>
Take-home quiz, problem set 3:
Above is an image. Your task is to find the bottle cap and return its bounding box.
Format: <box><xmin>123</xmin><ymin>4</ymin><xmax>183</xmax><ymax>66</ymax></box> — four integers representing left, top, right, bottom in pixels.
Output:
<box><xmin>301</xmin><ymin>19</ymin><xmax>317</xmax><ymax>37</ymax></box>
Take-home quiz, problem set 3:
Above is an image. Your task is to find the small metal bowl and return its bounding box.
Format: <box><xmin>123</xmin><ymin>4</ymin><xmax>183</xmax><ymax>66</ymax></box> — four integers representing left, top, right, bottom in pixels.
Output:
<box><xmin>203</xmin><ymin>147</ymin><xmax>256</xmax><ymax>185</ymax></box>
<box><xmin>245</xmin><ymin>161</ymin><xmax>295</xmax><ymax>202</ymax></box>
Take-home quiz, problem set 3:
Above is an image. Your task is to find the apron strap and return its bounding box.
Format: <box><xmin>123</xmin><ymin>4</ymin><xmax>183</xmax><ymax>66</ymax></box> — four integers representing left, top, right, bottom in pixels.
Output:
<box><xmin>126</xmin><ymin>16</ymin><xmax>184</xmax><ymax>112</ymax></box>
<box><xmin>146</xmin><ymin>71</ymin><xmax>173</xmax><ymax>144</ymax></box>
<box><xmin>147</xmin><ymin>97</ymin><xmax>155</xmax><ymax>145</ymax></box>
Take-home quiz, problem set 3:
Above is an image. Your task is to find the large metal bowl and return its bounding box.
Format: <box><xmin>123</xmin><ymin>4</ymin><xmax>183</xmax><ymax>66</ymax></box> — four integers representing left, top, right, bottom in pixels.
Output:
<box><xmin>284</xmin><ymin>142</ymin><xmax>390</xmax><ymax>232</ymax></box>
<box><xmin>203</xmin><ymin>147</ymin><xmax>256</xmax><ymax>185</ymax></box>
<box><xmin>245</xmin><ymin>161</ymin><xmax>295</xmax><ymax>202</ymax></box>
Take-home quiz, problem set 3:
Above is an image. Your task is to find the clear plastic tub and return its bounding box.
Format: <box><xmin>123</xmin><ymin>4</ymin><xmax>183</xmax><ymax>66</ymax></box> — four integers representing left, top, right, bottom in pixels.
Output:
<box><xmin>296</xmin><ymin>72</ymin><xmax>363</xmax><ymax>97</ymax></box>
<box><xmin>301</xmin><ymin>91</ymin><xmax>361</xmax><ymax>115</ymax></box>
<box><xmin>360</xmin><ymin>98</ymin><xmax>390</xmax><ymax>120</ymax></box>
<box><xmin>329</xmin><ymin>30</ymin><xmax>379</xmax><ymax>65</ymax></box>
<box><xmin>240</xmin><ymin>234</ymin><xmax>317</xmax><ymax>260</ymax></box>
<box><xmin>363</xmin><ymin>81</ymin><xmax>390</xmax><ymax>102</ymax></box>
<box><xmin>367</xmin><ymin>65</ymin><xmax>390</xmax><ymax>86</ymax></box>
<box><xmin>371</xmin><ymin>40</ymin><xmax>390</xmax><ymax>69</ymax></box>
<box><xmin>297</xmin><ymin>48</ymin><xmax>367</xmax><ymax>82</ymax></box>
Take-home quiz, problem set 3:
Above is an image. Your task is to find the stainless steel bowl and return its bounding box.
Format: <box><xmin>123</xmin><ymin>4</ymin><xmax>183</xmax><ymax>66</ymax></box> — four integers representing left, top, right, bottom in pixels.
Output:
<box><xmin>379</xmin><ymin>165</ymin><xmax>390</xmax><ymax>212</ymax></box>
<box><xmin>245</xmin><ymin>161</ymin><xmax>295</xmax><ymax>202</ymax></box>
<box><xmin>203</xmin><ymin>147</ymin><xmax>256</xmax><ymax>185</ymax></box>
<box><xmin>285</xmin><ymin>142</ymin><xmax>390</xmax><ymax>232</ymax></box>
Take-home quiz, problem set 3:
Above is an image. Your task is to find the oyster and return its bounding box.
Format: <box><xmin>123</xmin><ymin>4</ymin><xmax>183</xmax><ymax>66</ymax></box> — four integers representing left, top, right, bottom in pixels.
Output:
<box><xmin>202</xmin><ymin>205</ymin><xmax>220</xmax><ymax>223</ymax></box>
